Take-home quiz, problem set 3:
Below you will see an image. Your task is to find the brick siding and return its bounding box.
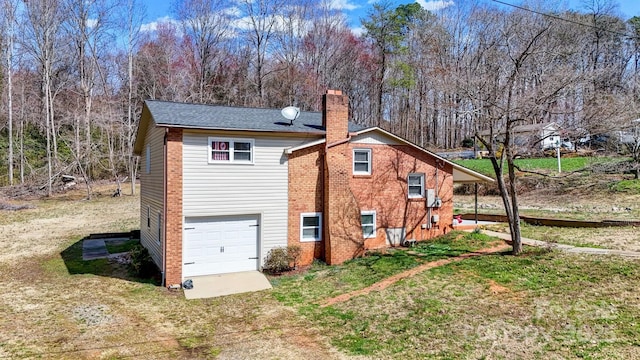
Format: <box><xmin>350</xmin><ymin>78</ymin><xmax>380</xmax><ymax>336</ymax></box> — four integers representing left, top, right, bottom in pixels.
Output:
<box><xmin>287</xmin><ymin>143</ymin><xmax>325</xmax><ymax>265</ymax></box>
<box><xmin>349</xmin><ymin>143</ymin><xmax>454</xmax><ymax>249</ymax></box>
<box><xmin>288</xmin><ymin>90</ymin><xmax>454</xmax><ymax>266</ymax></box>
<box><xmin>164</xmin><ymin>128</ymin><xmax>183</xmax><ymax>287</ymax></box>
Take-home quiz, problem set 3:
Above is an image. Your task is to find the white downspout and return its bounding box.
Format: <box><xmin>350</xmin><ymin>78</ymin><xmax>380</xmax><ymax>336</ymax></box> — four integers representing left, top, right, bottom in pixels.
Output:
<box><xmin>161</xmin><ymin>128</ymin><xmax>168</xmax><ymax>287</ymax></box>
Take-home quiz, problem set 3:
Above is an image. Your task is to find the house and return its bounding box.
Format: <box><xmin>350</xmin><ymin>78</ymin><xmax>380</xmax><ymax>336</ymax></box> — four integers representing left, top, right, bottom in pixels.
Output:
<box><xmin>478</xmin><ymin>122</ymin><xmax>565</xmax><ymax>151</ymax></box>
<box><xmin>133</xmin><ymin>90</ymin><xmax>493</xmax><ymax>288</ymax></box>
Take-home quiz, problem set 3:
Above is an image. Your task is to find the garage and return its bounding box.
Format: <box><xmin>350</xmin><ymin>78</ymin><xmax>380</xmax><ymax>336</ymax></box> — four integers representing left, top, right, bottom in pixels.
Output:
<box><xmin>183</xmin><ymin>215</ymin><xmax>260</xmax><ymax>278</ymax></box>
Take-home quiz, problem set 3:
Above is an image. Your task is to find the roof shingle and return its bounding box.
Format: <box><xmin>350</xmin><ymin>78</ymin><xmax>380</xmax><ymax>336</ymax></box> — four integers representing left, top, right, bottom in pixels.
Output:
<box><xmin>145</xmin><ymin>100</ymin><xmax>364</xmax><ymax>133</ymax></box>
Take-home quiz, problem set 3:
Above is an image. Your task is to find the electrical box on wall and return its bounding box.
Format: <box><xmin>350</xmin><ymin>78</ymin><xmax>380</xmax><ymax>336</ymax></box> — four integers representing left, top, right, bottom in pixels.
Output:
<box><xmin>426</xmin><ymin>189</ymin><xmax>435</xmax><ymax>207</ymax></box>
<box><xmin>431</xmin><ymin>215</ymin><xmax>440</xmax><ymax>223</ymax></box>
<box><xmin>426</xmin><ymin>189</ymin><xmax>442</xmax><ymax>208</ymax></box>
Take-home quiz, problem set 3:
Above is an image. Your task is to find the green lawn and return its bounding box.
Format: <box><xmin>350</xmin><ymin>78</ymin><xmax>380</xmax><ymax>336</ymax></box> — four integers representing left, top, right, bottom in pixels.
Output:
<box><xmin>104</xmin><ymin>238</ymin><xmax>140</xmax><ymax>254</ymax></box>
<box><xmin>455</xmin><ymin>156</ymin><xmax>624</xmax><ymax>176</ymax></box>
<box><xmin>3</xmin><ymin>184</ymin><xmax>640</xmax><ymax>359</ymax></box>
<box><xmin>272</xmin><ymin>245</ymin><xmax>640</xmax><ymax>359</ymax></box>
<box><xmin>271</xmin><ymin>231</ymin><xmax>501</xmax><ymax>306</ymax></box>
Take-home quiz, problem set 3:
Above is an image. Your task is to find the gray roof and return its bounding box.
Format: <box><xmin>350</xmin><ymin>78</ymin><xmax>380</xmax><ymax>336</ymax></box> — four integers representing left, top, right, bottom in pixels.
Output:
<box><xmin>144</xmin><ymin>100</ymin><xmax>365</xmax><ymax>133</ymax></box>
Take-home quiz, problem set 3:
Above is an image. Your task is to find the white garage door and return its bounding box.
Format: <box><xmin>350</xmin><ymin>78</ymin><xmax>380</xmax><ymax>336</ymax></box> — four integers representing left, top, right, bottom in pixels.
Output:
<box><xmin>183</xmin><ymin>215</ymin><xmax>259</xmax><ymax>278</ymax></box>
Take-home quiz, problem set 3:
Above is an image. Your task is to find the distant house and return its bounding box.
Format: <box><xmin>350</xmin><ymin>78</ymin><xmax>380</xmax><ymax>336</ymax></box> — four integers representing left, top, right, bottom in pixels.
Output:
<box><xmin>618</xmin><ymin>119</ymin><xmax>640</xmax><ymax>145</ymax></box>
<box><xmin>478</xmin><ymin>122</ymin><xmax>564</xmax><ymax>151</ymax></box>
<box><xmin>133</xmin><ymin>90</ymin><xmax>493</xmax><ymax>288</ymax></box>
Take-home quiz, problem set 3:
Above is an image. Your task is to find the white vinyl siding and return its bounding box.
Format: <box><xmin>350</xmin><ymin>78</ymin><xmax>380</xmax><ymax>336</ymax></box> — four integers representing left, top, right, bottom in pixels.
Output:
<box><xmin>145</xmin><ymin>145</ymin><xmax>150</xmax><ymax>173</ymax></box>
<box><xmin>183</xmin><ymin>131</ymin><xmax>305</xmax><ymax>266</ymax></box>
<box><xmin>139</xmin><ymin>125</ymin><xmax>165</xmax><ymax>268</ymax></box>
<box><xmin>157</xmin><ymin>212</ymin><xmax>162</xmax><ymax>245</ymax></box>
<box><xmin>351</xmin><ymin>132</ymin><xmax>402</xmax><ymax>145</ymax></box>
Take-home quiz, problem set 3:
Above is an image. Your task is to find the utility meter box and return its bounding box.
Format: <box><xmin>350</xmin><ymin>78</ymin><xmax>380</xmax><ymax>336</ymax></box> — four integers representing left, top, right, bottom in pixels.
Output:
<box><xmin>426</xmin><ymin>189</ymin><xmax>435</xmax><ymax>207</ymax></box>
<box><xmin>431</xmin><ymin>215</ymin><xmax>440</xmax><ymax>224</ymax></box>
<box><xmin>426</xmin><ymin>189</ymin><xmax>442</xmax><ymax>208</ymax></box>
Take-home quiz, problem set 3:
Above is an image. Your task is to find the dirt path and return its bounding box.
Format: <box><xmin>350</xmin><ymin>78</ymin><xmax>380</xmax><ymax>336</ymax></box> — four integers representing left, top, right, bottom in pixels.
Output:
<box><xmin>320</xmin><ymin>243</ymin><xmax>511</xmax><ymax>307</ymax></box>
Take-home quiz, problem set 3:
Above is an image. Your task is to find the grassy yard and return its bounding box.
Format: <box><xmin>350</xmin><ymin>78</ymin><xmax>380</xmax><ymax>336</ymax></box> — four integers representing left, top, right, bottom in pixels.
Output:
<box><xmin>271</xmin><ymin>231</ymin><xmax>502</xmax><ymax>306</ymax></box>
<box><xmin>273</xmin><ymin>248</ymin><xmax>640</xmax><ymax>359</ymax></box>
<box><xmin>1</xmin><ymin>184</ymin><xmax>639</xmax><ymax>359</ymax></box>
<box><xmin>517</xmin><ymin>223</ymin><xmax>640</xmax><ymax>252</ymax></box>
<box><xmin>455</xmin><ymin>156</ymin><xmax>625</xmax><ymax>177</ymax></box>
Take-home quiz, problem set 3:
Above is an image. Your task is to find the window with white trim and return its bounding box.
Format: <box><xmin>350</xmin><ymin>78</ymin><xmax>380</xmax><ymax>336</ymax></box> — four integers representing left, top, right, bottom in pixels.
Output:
<box><xmin>353</xmin><ymin>148</ymin><xmax>372</xmax><ymax>175</ymax></box>
<box><xmin>300</xmin><ymin>213</ymin><xmax>322</xmax><ymax>242</ymax></box>
<box><xmin>208</xmin><ymin>137</ymin><xmax>254</xmax><ymax>164</ymax></box>
<box><xmin>361</xmin><ymin>211</ymin><xmax>376</xmax><ymax>238</ymax></box>
<box><xmin>146</xmin><ymin>206</ymin><xmax>151</xmax><ymax>228</ymax></box>
<box><xmin>408</xmin><ymin>173</ymin><xmax>425</xmax><ymax>198</ymax></box>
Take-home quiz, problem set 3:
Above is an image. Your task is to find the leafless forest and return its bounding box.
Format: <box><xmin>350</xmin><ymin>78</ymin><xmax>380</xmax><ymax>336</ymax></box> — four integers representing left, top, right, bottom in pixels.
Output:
<box><xmin>0</xmin><ymin>0</ymin><xmax>638</xmax><ymax>195</ymax></box>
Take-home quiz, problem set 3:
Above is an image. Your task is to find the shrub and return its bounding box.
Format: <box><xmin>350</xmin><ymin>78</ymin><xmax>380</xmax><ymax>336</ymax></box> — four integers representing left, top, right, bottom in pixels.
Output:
<box><xmin>129</xmin><ymin>244</ymin><xmax>157</xmax><ymax>278</ymax></box>
<box><xmin>264</xmin><ymin>245</ymin><xmax>302</xmax><ymax>273</ymax></box>
<box><xmin>461</xmin><ymin>137</ymin><xmax>475</xmax><ymax>148</ymax></box>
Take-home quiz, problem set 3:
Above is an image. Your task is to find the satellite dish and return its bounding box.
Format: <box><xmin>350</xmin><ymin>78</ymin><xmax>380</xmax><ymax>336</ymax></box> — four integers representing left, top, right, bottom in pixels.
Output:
<box><xmin>281</xmin><ymin>106</ymin><xmax>300</xmax><ymax>125</ymax></box>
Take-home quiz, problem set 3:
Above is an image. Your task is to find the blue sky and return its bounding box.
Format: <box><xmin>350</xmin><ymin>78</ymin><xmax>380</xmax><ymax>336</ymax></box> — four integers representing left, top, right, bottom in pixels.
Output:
<box><xmin>140</xmin><ymin>0</ymin><xmax>640</xmax><ymax>34</ymax></box>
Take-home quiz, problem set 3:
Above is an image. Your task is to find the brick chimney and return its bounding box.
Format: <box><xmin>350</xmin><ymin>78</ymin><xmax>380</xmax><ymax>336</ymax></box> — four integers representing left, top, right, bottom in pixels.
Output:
<box><xmin>322</xmin><ymin>90</ymin><xmax>364</xmax><ymax>265</ymax></box>
<box><xmin>323</xmin><ymin>90</ymin><xmax>349</xmax><ymax>144</ymax></box>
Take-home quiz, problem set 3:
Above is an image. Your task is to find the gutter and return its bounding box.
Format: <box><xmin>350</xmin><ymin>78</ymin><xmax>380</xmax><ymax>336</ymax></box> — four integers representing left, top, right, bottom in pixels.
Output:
<box><xmin>161</xmin><ymin>128</ymin><xmax>168</xmax><ymax>287</ymax></box>
<box><xmin>157</xmin><ymin>123</ymin><xmax>324</xmax><ymax>136</ymax></box>
<box><xmin>325</xmin><ymin>133</ymin><xmax>355</xmax><ymax>149</ymax></box>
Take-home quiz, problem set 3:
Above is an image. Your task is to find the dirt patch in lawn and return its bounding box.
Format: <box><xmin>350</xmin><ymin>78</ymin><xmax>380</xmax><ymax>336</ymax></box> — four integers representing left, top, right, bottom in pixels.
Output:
<box><xmin>519</xmin><ymin>225</ymin><xmax>640</xmax><ymax>252</ymax></box>
<box><xmin>487</xmin><ymin>279</ymin><xmax>510</xmax><ymax>295</ymax></box>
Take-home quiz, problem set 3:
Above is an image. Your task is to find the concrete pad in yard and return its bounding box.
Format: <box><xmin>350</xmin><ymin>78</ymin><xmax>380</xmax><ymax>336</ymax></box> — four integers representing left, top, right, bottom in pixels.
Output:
<box><xmin>183</xmin><ymin>271</ymin><xmax>272</xmax><ymax>300</ymax></box>
<box><xmin>82</xmin><ymin>239</ymin><xmax>109</xmax><ymax>260</ymax></box>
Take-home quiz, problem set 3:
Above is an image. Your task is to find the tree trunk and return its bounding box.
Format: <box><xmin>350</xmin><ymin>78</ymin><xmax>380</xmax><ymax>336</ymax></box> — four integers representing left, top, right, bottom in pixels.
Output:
<box><xmin>507</xmin><ymin>156</ymin><xmax>523</xmax><ymax>254</ymax></box>
<box><xmin>44</xmin><ymin>73</ymin><xmax>53</xmax><ymax>196</ymax></box>
<box><xmin>7</xmin><ymin>47</ymin><xmax>13</xmax><ymax>186</ymax></box>
<box><xmin>19</xmin><ymin>81</ymin><xmax>24</xmax><ymax>184</ymax></box>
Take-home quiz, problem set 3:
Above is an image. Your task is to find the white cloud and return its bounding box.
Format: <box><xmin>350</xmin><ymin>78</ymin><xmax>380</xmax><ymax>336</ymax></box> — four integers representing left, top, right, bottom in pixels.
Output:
<box><xmin>140</xmin><ymin>16</ymin><xmax>179</xmax><ymax>32</ymax></box>
<box><xmin>329</xmin><ymin>0</ymin><xmax>359</xmax><ymax>11</ymax></box>
<box><xmin>351</xmin><ymin>26</ymin><xmax>364</xmax><ymax>36</ymax></box>
<box><xmin>415</xmin><ymin>0</ymin><xmax>455</xmax><ymax>11</ymax></box>
<box><xmin>224</xmin><ymin>6</ymin><xmax>242</xmax><ymax>17</ymax></box>
<box><xmin>232</xmin><ymin>12</ymin><xmax>313</xmax><ymax>38</ymax></box>
<box><xmin>86</xmin><ymin>19</ymin><xmax>98</xmax><ymax>28</ymax></box>
<box><xmin>231</xmin><ymin>16</ymin><xmax>255</xmax><ymax>31</ymax></box>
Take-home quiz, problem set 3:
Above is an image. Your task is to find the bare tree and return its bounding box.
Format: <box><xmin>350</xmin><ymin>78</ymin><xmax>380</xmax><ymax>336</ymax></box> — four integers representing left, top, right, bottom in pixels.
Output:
<box><xmin>1</xmin><ymin>0</ymin><xmax>19</xmax><ymax>185</ymax></box>
<box><xmin>464</xmin><ymin>6</ymin><xmax>585</xmax><ymax>254</ymax></box>
<box><xmin>299</xmin><ymin>2</ymin><xmax>371</xmax><ymax>113</ymax></box>
<box><xmin>121</xmin><ymin>0</ymin><xmax>145</xmax><ymax>195</ymax></box>
<box><xmin>237</xmin><ymin>0</ymin><xmax>286</xmax><ymax>106</ymax></box>
<box><xmin>174</xmin><ymin>0</ymin><xmax>230</xmax><ymax>103</ymax></box>
<box><xmin>22</xmin><ymin>0</ymin><xmax>64</xmax><ymax>196</ymax></box>
<box><xmin>62</xmin><ymin>0</ymin><xmax>117</xmax><ymax>198</ymax></box>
